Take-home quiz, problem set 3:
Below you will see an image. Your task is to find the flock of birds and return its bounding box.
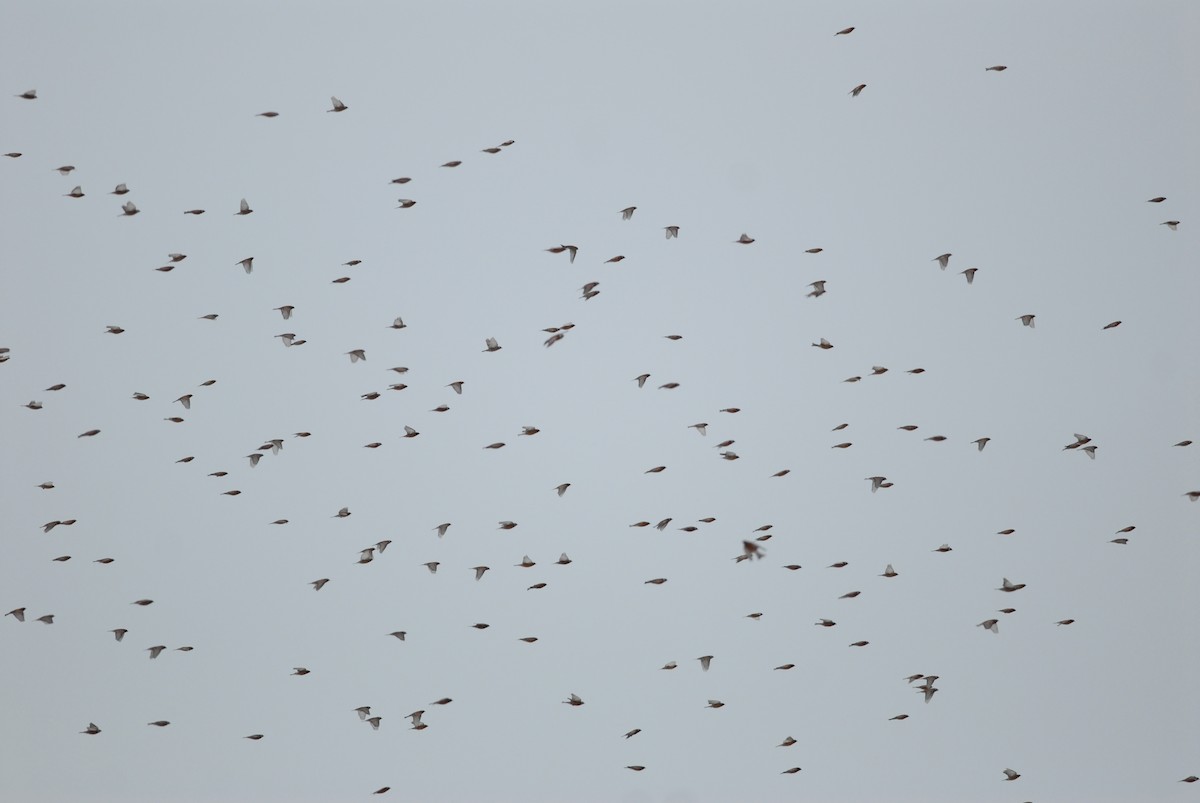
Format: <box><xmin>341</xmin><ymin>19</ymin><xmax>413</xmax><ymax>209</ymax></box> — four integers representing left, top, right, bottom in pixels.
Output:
<box><xmin>4</xmin><ymin>21</ymin><xmax>1196</xmax><ymax>803</ymax></box>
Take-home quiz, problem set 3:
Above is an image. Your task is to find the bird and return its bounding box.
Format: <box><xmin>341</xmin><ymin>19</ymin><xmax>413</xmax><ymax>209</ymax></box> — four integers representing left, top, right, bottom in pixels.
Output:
<box><xmin>147</xmin><ymin>721</ymin><xmax>170</xmax><ymax>727</ymax></box>
<box><xmin>781</xmin><ymin>768</ymin><xmax>803</xmax><ymax>775</ymax></box>
<box><xmin>644</xmin><ymin>578</ymin><xmax>668</xmax><ymax>585</ymax></box>
<box><xmin>849</xmin><ymin>84</ymin><xmax>866</xmax><ymax>96</ymax></box>
<box><xmin>978</xmin><ymin>619</ymin><xmax>999</xmax><ymax>633</ymax></box>
<box><xmin>778</xmin><ymin>736</ymin><xmax>797</xmax><ymax>747</ymax></box>
<box><xmin>292</xmin><ymin>667</ymin><xmax>310</xmax><ymax>676</ymax></box>
<box><xmin>471</xmin><ymin>566</ymin><xmax>490</xmax><ymax>580</ymax></box>
<box><xmin>120</xmin><ymin>202</ymin><xmax>140</xmax><ymax>216</ymax></box>
<box><xmin>389</xmin><ymin>317</ymin><xmax>406</xmax><ymax>329</ymax></box>
<box><xmin>985</xmin><ymin>65</ymin><xmax>1008</xmax><ymax>71</ymax></box>
<box><xmin>735</xmin><ymin>233</ymin><xmax>755</xmax><ymax>244</ymax></box>
<box><xmin>620</xmin><ymin>206</ymin><xmax>636</xmax><ymax>220</ymax></box>
<box><xmin>310</xmin><ymin>579</ymin><xmax>329</xmax><ymax>591</ymax></box>
<box><xmin>664</xmin><ymin>226</ymin><xmax>679</xmax><ymax>238</ymax></box>
<box><xmin>554</xmin><ymin>483</ymin><xmax>571</xmax><ymax>497</ymax></box>
<box><xmin>81</xmin><ymin>723</ymin><xmax>101</xmax><ymax>735</ymax></box>
<box><xmin>698</xmin><ymin>655</ymin><xmax>713</xmax><ymax>671</ymax></box>
<box><xmin>1002</xmin><ymin>769</ymin><xmax>1021</xmax><ymax>781</ymax></box>
<box><xmin>235</xmin><ymin>198</ymin><xmax>252</xmax><ymax>215</ymax></box>
<box><xmin>934</xmin><ymin>253</ymin><xmax>952</xmax><ymax>269</ymax></box>
<box><xmin>366</xmin><ymin>717</ymin><xmax>382</xmax><ymax>730</ymax></box>
<box><xmin>813</xmin><ymin>338</ymin><xmax>833</xmax><ymax>349</ymax></box>
<box><xmin>6</xmin><ymin>608</ymin><xmax>26</xmax><ymax>622</ymax></box>
<box><xmin>961</xmin><ymin>268</ymin><xmax>978</xmax><ymax>284</ymax></box>
<box><xmin>1162</xmin><ymin>220</ymin><xmax>1180</xmax><ymax>230</ymax></box>
<box><xmin>147</xmin><ymin>646</ymin><xmax>167</xmax><ymax>659</ymax></box>
<box><xmin>563</xmin><ymin>694</ymin><xmax>584</xmax><ymax>706</ymax></box>
<box><xmin>807</xmin><ymin>280</ymin><xmax>826</xmax><ymax>298</ymax></box>
<box><xmin>434</xmin><ymin>523</ymin><xmax>452</xmax><ymax>537</ymax></box>
<box><xmin>441</xmin><ymin>160</ymin><xmax>462</xmax><ymax>168</ymax></box>
<box><xmin>35</xmin><ymin>615</ymin><xmax>55</xmax><ymax>624</ymax></box>
<box><xmin>933</xmin><ymin>544</ymin><xmax>953</xmax><ymax>553</ymax></box>
<box><xmin>328</xmin><ymin>96</ymin><xmax>347</xmax><ymax>112</ymax></box>
<box><xmin>17</xmin><ymin>89</ymin><xmax>37</xmax><ymax>99</ymax></box>
<box><xmin>1103</xmin><ymin>320</ymin><xmax>1122</xmax><ymax>330</ymax></box>
<box><xmin>634</xmin><ymin>374</ymin><xmax>650</xmax><ymax>388</ymax></box>
<box><xmin>1017</xmin><ymin>314</ymin><xmax>1036</xmax><ymax>328</ymax></box>
<box><xmin>483</xmin><ymin>337</ymin><xmax>501</xmax><ymax>352</ymax></box>
<box><xmin>1056</xmin><ymin>619</ymin><xmax>1076</xmax><ymax>626</ymax></box>
<box><xmin>998</xmin><ymin>578</ymin><xmax>1026</xmax><ymax>592</ymax></box>
<box><xmin>973</xmin><ymin>437</ymin><xmax>991</xmax><ymax>451</ymax></box>
<box><xmin>346</xmin><ymin>349</ymin><xmax>366</xmax><ymax>363</ymax></box>
<box><xmin>705</xmin><ymin>700</ymin><xmax>725</xmax><ymax>709</ymax></box>
<box><xmin>64</xmin><ymin>186</ymin><xmax>84</xmax><ymax>198</ymax></box>
<box><xmin>624</xmin><ymin>729</ymin><xmax>641</xmax><ymax>739</ymax></box>
<box><xmin>237</xmin><ymin>257</ymin><xmax>254</xmax><ymax>274</ymax></box>
<box><xmin>661</xmin><ymin>662</ymin><xmax>677</xmax><ymax>670</ymax></box>
<box><xmin>447</xmin><ymin>381</ymin><xmax>464</xmax><ymax>394</ymax></box>
<box><xmin>835</xmin><ymin>26</ymin><xmax>854</xmax><ymax>34</ymax></box>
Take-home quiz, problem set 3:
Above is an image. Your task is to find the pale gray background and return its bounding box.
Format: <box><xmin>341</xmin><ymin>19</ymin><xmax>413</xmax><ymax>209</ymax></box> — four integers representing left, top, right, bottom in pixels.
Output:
<box><xmin>2</xmin><ymin>2</ymin><xmax>1198</xmax><ymax>802</ymax></box>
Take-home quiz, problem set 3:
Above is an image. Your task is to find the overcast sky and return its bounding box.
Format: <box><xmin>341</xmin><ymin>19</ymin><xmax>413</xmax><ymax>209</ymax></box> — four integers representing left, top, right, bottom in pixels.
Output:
<box><xmin>3</xmin><ymin>2</ymin><xmax>1199</xmax><ymax>802</ymax></box>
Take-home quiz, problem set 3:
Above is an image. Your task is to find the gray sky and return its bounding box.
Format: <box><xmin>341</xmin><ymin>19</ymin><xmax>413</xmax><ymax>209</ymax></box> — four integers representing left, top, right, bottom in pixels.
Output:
<box><xmin>3</xmin><ymin>2</ymin><xmax>1199</xmax><ymax>801</ymax></box>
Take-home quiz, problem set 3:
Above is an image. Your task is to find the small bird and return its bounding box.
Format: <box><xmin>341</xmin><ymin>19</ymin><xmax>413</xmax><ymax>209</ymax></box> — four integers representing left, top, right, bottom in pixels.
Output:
<box><xmin>55</xmin><ymin>164</ymin><xmax>75</xmax><ymax>174</ymax></box>
<box><xmin>781</xmin><ymin>768</ymin><xmax>803</xmax><ymax>775</ymax></box>
<box><xmin>235</xmin><ymin>198</ymin><xmax>253</xmax><ymax>215</ymax></box>
<box><xmin>1103</xmin><ymin>320</ymin><xmax>1122</xmax><ymax>330</ymax></box>
<box><xmin>624</xmin><ymin>729</ymin><xmax>641</xmax><ymax>739</ymax></box>
<box><xmin>778</xmin><ymin>736</ymin><xmax>797</xmax><ymax>747</ymax></box>
<box><xmin>65</xmin><ymin>186</ymin><xmax>84</xmax><ymax>198</ymax></box>
<box><xmin>972</xmin><ymin>437</ymin><xmax>991</xmax><ymax>451</ymax></box>
<box><xmin>934</xmin><ymin>253</ymin><xmax>952</xmax><ymax>269</ymax></box>
<box><xmin>35</xmin><ymin>615</ymin><xmax>55</xmax><ymax>624</ymax></box>
<box><xmin>807</xmin><ymin>280</ymin><xmax>826</xmax><ymax>298</ymax></box>
<box><xmin>292</xmin><ymin>667</ymin><xmax>310</xmax><ymax>676</ymax></box>
<box><xmin>706</xmin><ymin>700</ymin><xmax>725</xmax><ymax>709</ymax></box>
<box><xmin>389</xmin><ymin>317</ymin><xmax>406</xmax><ymax>330</ymax></box>
<box><xmin>1180</xmin><ymin>776</ymin><xmax>1199</xmax><ymax>783</ymax></box>
<box><xmin>835</xmin><ymin>26</ymin><xmax>854</xmax><ymax>34</ymax></box>
<box><xmin>644</xmin><ymin>578</ymin><xmax>668</xmax><ymax>585</ymax></box>
<box><xmin>664</xmin><ymin>226</ymin><xmax>679</xmax><ymax>238</ymax></box>
<box><xmin>1017</xmin><ymin>314</ymin><xmax>1036</xmax><ymax>328</ymax></box>
<box><xmin>6</xmin><ymin>608</ymin><xmax>26</xmax><ymax>622</ymax></box>
<box><xmin>1002</xmin><ymin>769</ymin><xmax>1021</xmax><ymax>781</ymax></box>
<box><xmin>961</xmin><ymin>268</ymin><xmax>978</xmax><ymax>284</ymax></box>
<box><xmin>471</xmin><ymin>566</ymin><xmax>490</xmax><ymax>580</ymax></box>
<box><xmin>735</xmin><ymin>233</ymin><xmax>755</xmax><ymax>244</ymax></box>
<box><xmin>147</xmin><ymin>721</ymin><xmax>170</xmax><ymax>727</ymax></box>
<box><xmin>328</xmin><ymin>96</ymin><xmax>348</xmax><ymax>112</ymax></box>
<box><xmin>1056</xmin><ymin>619</ymin><xmax>1076</xmax><ymax>626</ymax></box>
<box><xmin>849</xmin><ymin>83</ymin><xmax>866</xmax><ymax>97</ymax></box>
<box><xmin>661</xmin><ymin>662</ymin><xmax>677</xmax><ymax>670</ymax></box>
<box><xmin>483</xmin><ymin>337</ymin><xmax>501</xmax><ymax>352</ymax></box>
<box><xmin>563</xmin><ymin>694</ymin><xmax>585</xmax><ymax>706</ymax></box>
<box><xmin>484</xmin><ymin>443</ymin><xmax>505</xmax><ymax>449</ymax></box>
<box><xmin>1081</xmin><ymin>445</ymin><xmax>1098</xmax><ymax>459</ymax></box>
<box><xmin>866</xmin><ymin>476</ymin><xmax>887</xmax><ymax>493</ymax></box>
<box><xmin>698</xmin><ymin>655</ymin><xmax>713</xmax><ymax>671</ymax></box>
<box><xmin>81</xmin><ymin>723</ymin><xmax>101</xmax><ymax>735</ymax></box>
<box><xmin>880</xmin><ymin>564</ymin><xmax>898</xmax><ymax>578</ymax></box>
<box><xmin>774</xmin><ymin>664</ymin><xmax>795</xmax><ymax>671</ymax></box>
<box><xmin>985</xmin><ymin>65</ymin><xmax>1008</xmax><ymax>71</ymax></box>
<box><xmin>634</xmin><ymin>374</ymin><xmax>651</xmax><ymax>388</ymax></box>
<box><xmin>620</xmin><ymin>206</ymin><xmax>637</xmax><ymax>220</ymax></box>
<box><xmin>1162</xmin><ymin>220</ymin><xmax>1180</xmax><ymax>230</ymax></box>
<box><xmin>933</xmin><ymin>544</ymin><xmax>953</xmax><ymax>553</ymax></box>
<box><xmin>812</xmin><ymin>338</ymin><xmax>833</xmax><ymax>349</ymax></box>
<box><xmin>815</xmin><ymin>619</ymin><xmax>836</xmax><ymax>627</ymax></box>
<box><xmin>184</xmin><ymin>209</ymin><xmax>205</xmax><ymax>215</ymax></box>
<box><xmin>346</xmin><ymin>349</ymin><xmax>366</xmax><ymax>363</ymax></box>
<box><xmin>147</xmin><ymin>646</ymin><xmax>167</xmax><ymax>659</ymax></box>
<box><xmin>978</xmin><ymin>619</ymin><xmax>999</xmax><ymax>633</ymax></box>
<box><xmin>310</xmin><ymin>579</ymin><xmax>329</xmax><ymax>591</ymax></box>
<box><xmin>366</xmin><ymin>717</ymin><xmax>382</xmax><ymax>730</ymax></box>
<box><xmin>17</xmin><ymin>89</ymin><xmax>38</xmax><ymax>99</ymax></box>
<box><xmin>237</xmin><ymin>257</ymin><xmax>254</xmax><ymax>274</ymax></box>
<box><xmin>554</xmin><ymin>483</ymin><xmax>571</xmax><ymax>497</ymax></box>
<box><xmin>645</xmin><ymin>466</ymin><xmax>667</xmax><ymax>474</ymax></box>
<box><xmin>120</xmin><ymin>202</ymin><xmax>140</xmax><ymax>216</ymax></box>
<box><xmin>441</xmin><ymin>160</ymin><xmax>462</xmax><ymax>168</ymax></box>
<box><xmin>998</xmin><ymin>578</ymin><xmax>1026</xmax><ymax>592</ymax></box>
<box><xmin>849</xmin><ymin>641</ymin><xmax>870</xmax><ymax>647</ymax></box>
